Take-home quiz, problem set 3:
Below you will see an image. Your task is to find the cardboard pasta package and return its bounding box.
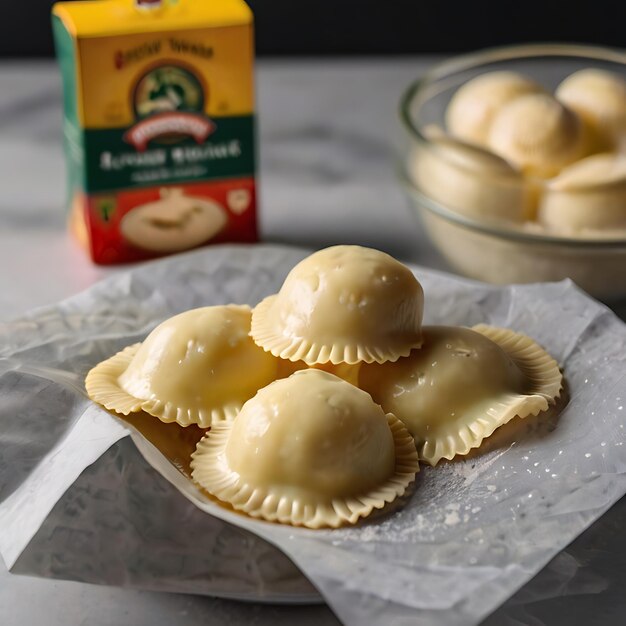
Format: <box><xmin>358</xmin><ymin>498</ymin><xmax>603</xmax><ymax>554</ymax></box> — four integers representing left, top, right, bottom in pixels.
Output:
<box><xmin>52</xmin><ymin>0</ymin><xmax>258</xmax><ymax>264</ymax></box>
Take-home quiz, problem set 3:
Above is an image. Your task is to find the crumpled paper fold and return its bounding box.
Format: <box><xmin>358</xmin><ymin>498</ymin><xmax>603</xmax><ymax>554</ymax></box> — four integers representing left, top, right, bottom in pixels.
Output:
<box><xmin>1</xmin><ymin>244</ymin><xmax>625</xmax><ymax>625</ymax></box>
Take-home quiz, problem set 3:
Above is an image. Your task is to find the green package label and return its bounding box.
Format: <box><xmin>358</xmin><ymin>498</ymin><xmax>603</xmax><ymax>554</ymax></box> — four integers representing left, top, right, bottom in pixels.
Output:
<box><xmin>83</xmin><ymin>115</ymin><xmax>255</xmax><ymax>192</ymax></box>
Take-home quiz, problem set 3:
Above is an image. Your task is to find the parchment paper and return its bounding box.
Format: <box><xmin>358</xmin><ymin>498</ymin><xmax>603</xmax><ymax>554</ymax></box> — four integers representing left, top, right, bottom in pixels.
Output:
<box><xmin>1</xmin><ymin>244</ymin><xmax>625</xmax><ymax>625</ymax></box>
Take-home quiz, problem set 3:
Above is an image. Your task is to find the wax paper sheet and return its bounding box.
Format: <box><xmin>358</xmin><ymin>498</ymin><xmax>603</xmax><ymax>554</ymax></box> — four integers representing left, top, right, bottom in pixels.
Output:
<box><xmin>1</xmin><ymin>244</ymin><xmax>625</xmax><ymax>625</ymax></box>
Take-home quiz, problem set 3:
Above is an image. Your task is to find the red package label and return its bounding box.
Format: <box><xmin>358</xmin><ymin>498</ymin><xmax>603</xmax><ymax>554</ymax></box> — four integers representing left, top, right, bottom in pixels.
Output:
<box><xmin>74</xmin><ymin>178</ymin><xmax>257</xmax><ymax>264</ymax></box>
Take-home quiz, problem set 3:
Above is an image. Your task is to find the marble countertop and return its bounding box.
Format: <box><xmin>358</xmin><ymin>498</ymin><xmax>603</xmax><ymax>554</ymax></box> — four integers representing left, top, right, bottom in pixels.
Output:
<box><xmin>1</xmin><ymin>59</ymin><xmax>625</xmax><ymax>626</ymax></box>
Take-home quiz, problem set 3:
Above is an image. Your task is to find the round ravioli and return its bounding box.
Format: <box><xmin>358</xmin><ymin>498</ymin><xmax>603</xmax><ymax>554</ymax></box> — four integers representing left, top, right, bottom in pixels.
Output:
<box><xmin>359</xmin><ymin>325</ymin><xmax>562</xmax><ymax>466</ymax></box>
<box><xmin>85</xmin><ymin>305</ymin><xmax>280</xmax><ymax>427</ymax></box>
<box><xmin>250</xmin><ymin>245</ymin><xmax>424</xmax><ymax>365</ymax></box>
<box><xmin>191</xmin><ymin>369</ymin><xmax>419</xmax><ymax>529</ymax></box>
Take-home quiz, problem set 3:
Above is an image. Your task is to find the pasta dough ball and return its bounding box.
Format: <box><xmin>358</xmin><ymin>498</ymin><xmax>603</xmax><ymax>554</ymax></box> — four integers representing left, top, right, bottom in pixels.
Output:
<box><xmin>410</xmin><ymin>131</ymin><xmax>531</xmax><ymax>222</ymax></box>
<box><xmin>488</xmin><ymin>93</ymin><xmax>588</xmax><ymax>178</ymax></box>
<box><xmin>538</xmin><ymin>152</ymin><xmax>626</xmax><ymax>233</ymax></box>
<box><xmin>446</xmin><ymin>71</ymin><xmax>544</xmax><ymax>145</ymax></box>
<box><xmin>556</xmin><ymin>69</ymin><xmax>626</xmax><ymax>151</ymax></box>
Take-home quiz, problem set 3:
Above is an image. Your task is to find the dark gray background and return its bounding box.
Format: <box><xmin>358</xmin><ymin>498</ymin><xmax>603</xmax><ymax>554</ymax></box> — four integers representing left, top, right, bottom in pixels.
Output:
<box><xmin>2</xmin><ymin>0</ymin><xmax>626</xmax><ymax>57</ymax></box>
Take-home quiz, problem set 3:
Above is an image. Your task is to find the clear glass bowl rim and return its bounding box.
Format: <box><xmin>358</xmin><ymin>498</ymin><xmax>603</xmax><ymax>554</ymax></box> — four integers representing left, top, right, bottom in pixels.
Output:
<box><xmin>399</xmin><ymin>42</ymin><xmax>626</xmax><ymax>249</ymax></box>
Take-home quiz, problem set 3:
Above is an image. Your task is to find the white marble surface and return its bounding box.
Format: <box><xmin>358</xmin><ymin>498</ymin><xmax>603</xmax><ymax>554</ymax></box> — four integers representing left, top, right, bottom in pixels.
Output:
<box><xmin>1</xmin><ymin>59</ymin><xmax>625</xmax><ymax>626</ymax></box>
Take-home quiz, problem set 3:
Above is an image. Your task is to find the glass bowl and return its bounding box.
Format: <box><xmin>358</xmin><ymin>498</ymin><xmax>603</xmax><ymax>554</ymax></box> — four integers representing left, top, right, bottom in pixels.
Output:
<box><xmin>399</xmin><ymin>43</ymin><xmax>626</xmax><ymax>301</ymax></box>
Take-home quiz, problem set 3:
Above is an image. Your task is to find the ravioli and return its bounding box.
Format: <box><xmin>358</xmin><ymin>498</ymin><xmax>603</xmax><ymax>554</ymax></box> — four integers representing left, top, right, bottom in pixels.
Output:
<box><xmin>250</xmin><ymin>245</ymin><xmax>424</xmax><ymax>365</ymax></box>
<box><xmin>191</xmin><ymin>369</ymin><xmax>419</xmax><ymax>528</ymax></box>
<box><xmin>85</xmin><ymin>305</ymin><xmax>280</xmax><ymax>427</ymax></box>
<box><xmin>359</xmin><ymin>325</ymin><xmax>562</xmax><ymax>466</ymax></box>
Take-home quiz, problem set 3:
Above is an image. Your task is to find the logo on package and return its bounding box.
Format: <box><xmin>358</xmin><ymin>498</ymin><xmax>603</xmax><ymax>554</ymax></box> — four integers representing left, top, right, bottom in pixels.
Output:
<box><xmin>124</xmin><ymin>65</ymin><xmax>215</xmax><ymax>151</ymax></box>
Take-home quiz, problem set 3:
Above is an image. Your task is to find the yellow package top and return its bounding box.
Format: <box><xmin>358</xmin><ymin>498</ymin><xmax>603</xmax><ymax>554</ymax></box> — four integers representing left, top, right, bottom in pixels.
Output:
<box><xmin>53</xmin><ymin>0</ymin><xmax>253</xmax><ymax>38</ymax></box>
